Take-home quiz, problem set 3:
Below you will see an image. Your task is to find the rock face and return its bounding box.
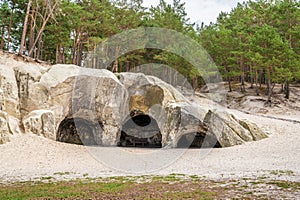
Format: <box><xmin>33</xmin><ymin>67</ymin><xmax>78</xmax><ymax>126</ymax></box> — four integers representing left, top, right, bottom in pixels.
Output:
<box><xmin>0</xmin><ymin>64</ymin><xmax>20</xmax><ymax>118</ymax></box>
<box><xmin>23</xmin><ymin>110</ymin><xmax>55</xmax><ymax>140</ymax></box>
<box><xmin>0</xmin><ymin>55</ymin><xmax>268</xmax><ymax>147</ymax></box>
<box><xmin>0</xmin><ymin>111</ymin><xmax>21</xmax><ymax>144</ymax></box>
<box><xmin>0</xmin><ymin>113</ymin><xmax>9</xmax><ymax>144</ymax></box>
<box><xmin>203</xmin><ymin>110</ymin><xmax>268</xmax><ymax>147</ymax></box>
<box><xmin>39</xmin><ymin>65</ymin><xmax>127</xmax><ymax>146</ymax></box>
<box><xmin>118</xmin><ymin>73</ymin><xmax>208</xmax><ymax>147</ymax></box>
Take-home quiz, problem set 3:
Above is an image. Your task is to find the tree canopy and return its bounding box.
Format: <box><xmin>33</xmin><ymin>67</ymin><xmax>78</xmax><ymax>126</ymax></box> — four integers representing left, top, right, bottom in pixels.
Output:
<box><xmin>0</xmin><ymin>0</ymin><xmax>299</xmax><ymax>99</ymax></box>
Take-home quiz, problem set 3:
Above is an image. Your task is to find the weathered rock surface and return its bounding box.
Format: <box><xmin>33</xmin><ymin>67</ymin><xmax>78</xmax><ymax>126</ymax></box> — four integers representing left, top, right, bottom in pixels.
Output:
<box><xmin>39</xmin><ymin>64</ymin><xmax>127</xmax><ymax>146</ymax></box>
<box><xmin>0</xmin><ymin>113</ymin><xmax>9</xmax><ymax>144</ymax></box>
<box><xmin>0</xmin><ymin>64</ymin><xmax>20</xmax><ymax>118</ymax></box>
<box><xmin>118</xmin><ymin>73</ymin><xmax>208</xmax><ymax>147</ymax></box>
<box><xmin>0</xmin><ymin>111</ymin><xmax>21</xmax><ymax>143</ymax></box>
<box><xmin>204</xmin><ymin>110</ymin><xmax>268</xmax><ymax>147</ymax></box>
<box><xmin>23</xmin><ymin>110</ymin><xmax>55</xmax><ymax>140</ymax></box>
<box><xmin>14</xmin><ymin>64</ymin><xmax>49</xmax><ymax>116</ymax></box>
<box><xmin>0</xmin><ymin>55</ymin><xmax>268</xmax><ymax>147</ymax></box>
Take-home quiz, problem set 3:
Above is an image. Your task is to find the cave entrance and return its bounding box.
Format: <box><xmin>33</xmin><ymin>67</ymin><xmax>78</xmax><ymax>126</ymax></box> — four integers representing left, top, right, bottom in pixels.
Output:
<box><xmin>177</xmin><ymin>132</ymin><xmax>221</xmax><ymax>148</ymax></box>
<box><xmin>118</xmin><ymin>114</ymin><xmax>162</xmax><ymax>148</ymax></box>
<box><xmin>57</xmin><ymin>118</ymin><xmax>100</xmax><ymax>145</ymax></box>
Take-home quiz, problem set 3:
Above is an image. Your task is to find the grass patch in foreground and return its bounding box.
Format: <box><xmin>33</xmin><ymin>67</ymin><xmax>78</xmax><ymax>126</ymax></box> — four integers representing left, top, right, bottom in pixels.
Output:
<box><xmin>0</xmin><ymin>179</ymin><xmax>218</xmax><ymax>200</ymax></box>
<box><xmin>267</xmin><ymin>180</ymin><xmax>300</xmax><ymax>190</ymax></box>
<box><xmin>0</xmin><ymin>176</ymin><xmax>299</xmax><ymax>199</ymax></box>
<box><xmin>0</xmin><ymin>181</ymin><xmax>128</xmax><ymax>199</ymax></box>
<box><xmin>270</xmin><ymin>170</ymin><xmax>295</xmax><ymax>176</ymax></box>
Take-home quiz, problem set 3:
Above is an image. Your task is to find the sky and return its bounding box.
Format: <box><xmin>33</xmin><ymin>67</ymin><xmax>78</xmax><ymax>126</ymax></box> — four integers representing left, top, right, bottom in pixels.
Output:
<box><xmin>142</xmin><ymin>0</ymin><xmax>245</xmax><ymax>25</ymax></box>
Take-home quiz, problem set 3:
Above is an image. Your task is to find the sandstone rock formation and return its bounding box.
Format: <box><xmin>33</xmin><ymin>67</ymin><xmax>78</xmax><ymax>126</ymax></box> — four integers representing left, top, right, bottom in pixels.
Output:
<box><xmin>203</xmin><ymin>110</ymin><xmax>268</xmax><ymax>147</ymax></box>
<box><xmin>0</xmin><ymin>55</ymin><xmax>268</xmax><ymax>147</ymax></box>
<box><xmin>0</xmin><ymin>64</ymin><xmax>20</xmax><ymax>118</ymax></box>
<box><xmin>0</xmin><ymin>112</ymin><xmax>9</xmax><ymax>144</ymax></box>
<box><xmin>23</xmin><ymin>110</ymin><xmax>55</xmax><ymax>140</ymax></box>
<box><xmin>0</xmin><ymin>110</ymin><xmax>22</xmax><ymax>144</ymax></box>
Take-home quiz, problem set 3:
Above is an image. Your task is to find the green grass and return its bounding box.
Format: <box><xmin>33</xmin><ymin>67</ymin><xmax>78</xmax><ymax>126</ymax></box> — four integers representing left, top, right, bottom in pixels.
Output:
<box><xmin>53</xmin><ymin>171</ymin><xmax>72</xmax><ymax>176</ymax></box>
<box><xmin>267</xmin><ymin>181</ymin><xmax>300</xmax><ymax>189</ymax></box>
<box><xmin>258</xmin><ymin>176</ymin><xmax>270</xmax><ymax>180</ymax></box>
<box><xmin>163</xmin><ymin>174</ymin><xmax>182</xmax><ymax>182</ymax></box>
<box><xmin>0</xmin><ymin>175</ymin><xmax>298</xmax><ymax>199</ymax></box>
<box><xmin>40</xmin><ymin>176</ymin><xmax>53</xmax><ymax>180</ymax></box>
<box><xmin>0</xmin><ymin>176</ymin><xmax>217</xmax><ymax>200</ymax></box>
<box><xmin>83</xmin><ymin>173</ymin><xmax>89</xmax><ymax>177</ymax></box>
<box><xmin>270</xmin><ymin>170</ymin><xmax>295</xmax><ymax>176</ymax></box>
<box><xmin>0</xmin><ymin>181</ymin><xmax>128</xmax><ymax>200</ymax></box>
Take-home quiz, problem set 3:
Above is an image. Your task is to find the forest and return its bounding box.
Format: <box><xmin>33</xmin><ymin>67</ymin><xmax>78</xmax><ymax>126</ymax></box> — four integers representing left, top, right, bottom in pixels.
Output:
<box><xmin>0</xmin><ymin>0</ymin><xmax>299</xmax><ymax>101</ymax></box>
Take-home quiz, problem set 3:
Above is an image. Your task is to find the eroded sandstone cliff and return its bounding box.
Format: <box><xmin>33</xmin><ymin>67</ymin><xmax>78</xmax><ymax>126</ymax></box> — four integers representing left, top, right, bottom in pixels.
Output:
<box><xmin>0</xmin><ymin>54</ymin><xmax>268</xmax><ymax>147</ymax></box>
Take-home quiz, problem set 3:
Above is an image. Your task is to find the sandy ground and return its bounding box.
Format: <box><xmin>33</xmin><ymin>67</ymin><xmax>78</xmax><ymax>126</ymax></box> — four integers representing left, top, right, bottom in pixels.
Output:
<box><xmin>0</xmin><ymin>107</ymin><xmax>299</xmax><ymax>184</ymax></box>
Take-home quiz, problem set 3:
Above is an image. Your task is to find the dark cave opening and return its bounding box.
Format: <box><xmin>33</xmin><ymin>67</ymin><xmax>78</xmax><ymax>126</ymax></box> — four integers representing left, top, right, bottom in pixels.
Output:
<box><xmin>57</xmin><ymin>118</ymin><xmax>100</xmax><ymax>145</ymax></box>
<box><xmin>177</xmin><ymin>132</ymin><xmax>222</xmax><ymax>148</ymax></box>
<box><xmin>118</xmin><ymin>114</ymin><xmax>162</xmax><ymax>148</ymax></box>
<box><xmin>131</xmin><ymin>114</ymin><xmax>152</xmax><ymax>127</ymax></box>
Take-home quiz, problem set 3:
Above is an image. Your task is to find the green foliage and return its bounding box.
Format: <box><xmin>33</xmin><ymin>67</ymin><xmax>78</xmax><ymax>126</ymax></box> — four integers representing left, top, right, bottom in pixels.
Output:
<box><xmin>0</xmin><ymin>0</ymin><xmax>27</xmax><ymax>51</ymax></box>
<box><xmin>199</xmin><ymin>0</ymin><xmax>300</xmax><ymax>91</ymax></box>
<box><xmin>0</xmin><ymin>0</ymin><xmax>299</xmax><ymax>88</ymax></box>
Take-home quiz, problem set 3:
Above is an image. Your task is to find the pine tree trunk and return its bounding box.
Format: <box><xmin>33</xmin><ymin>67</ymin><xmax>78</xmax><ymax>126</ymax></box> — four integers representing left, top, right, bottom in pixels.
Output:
<box><xmin>72</xmin><ymin>32</ymin><xmax>78</xmax><ymax>65</ymax></box>
<box><xmin>267</xmin><ymin>80</ymin><xmax>271</xmax><ymax>103</ymax></box>
<box><xmin>285</xmin><ymin>80</ymin><xmax>290</xmax><ymax>99</ymax></box>
<box><xmin>93</xmin><ymin>44</ymin><xmax>97</xmax><ymax>68</ymax></box>
<box><xmin>28</xmin><ymin>0</ymin><xmax>58</xmax><ymax>57</ymax></box>
<box><xmin>62</xmin><ymin>47</ymin><xmax>65</xmax><ymax>64</ymax></box>
<box><xmin>38</xmin><ymin>38</ymin><xmax>43</xmax><ymax>60</ymax></box>
<box><xmin>56</xmin><ymin>44</ymin><xmax>59</xmax><ymax>64</ymax></box>
<box><xmin>250</xmin><ymin>66</ymin><xmax>254</xmax><ymax>89</ymax></box>
<box><xmin>0</xmin><ymin>25</ymin><xmax>5</xmax><ymax>50</ymax></box>
<box><xmin>240</xmin><ymin>56</ymin><xmax>246</xmax><ymax>93</ymax></box>
<box><xmin>36</xmin><ymin>35</ymin><xmax>43</xmax><ymax>60</ymax></box>
<box><xmin>19</xmin><ymin>0</ymin><xmax>32</xmax><ymax>55</ymax></box>
<box><xmin>255</xmin><ymin>69</ymin><xmax>259</xmax><ymax>96</ymax></box>
<box><xmin>28</xmin><ymin>5</ymin><xmax>36</xmax><ymax>57</ymax></box>
<box><xmin>241</xmin><ymin>75</ymin><xmax>245</xmax><ymax>93</ymax></box>
<box><xmin>267</xmin><ymin>68</ymin><xmax>272</xmax><ymax>103</ymax></box>
<box><xmin>228</xmin><ymin>78</ymin><xmax>232</xmax><ymax>92</ymax></box>
<box><xmin>259</xmin><ymin>70</ymin><xmax>263</xmax><ymax>89</ymax></box>
<box><xmin>7</xmin><ymin>6</ymin><xmax>15</xmax><ymax>50</ymax></box>
<box><xmin>76</xmin><ymin>42</ymin><xmax>84</xmax><ymax>66</ymax></box>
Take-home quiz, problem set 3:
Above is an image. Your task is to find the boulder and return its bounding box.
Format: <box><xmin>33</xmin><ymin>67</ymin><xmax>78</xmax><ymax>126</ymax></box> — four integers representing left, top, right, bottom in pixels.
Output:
<box><xmin>203</xmin><ymin>110</ymin><xmax>268</xmax><ymax>147</ymax></box>
<box><xmin>118</xmin><ymin>72</ymin><xmax>209</xmax><ymax>147</ymax></box>
<box><xmin>161</xmin><ymin>102</ymin><xmax>208</xmax><ymax>147</ymax></box>
<box><xmin>23</xmin><ymin>110</ymin><xmax>55</xmax><ymax>140</ymax></box>
<box><xmin>40</xmin><ymin>65</ymin><xmax>128</xmax><ymax>145</ymax></box>
<box><xmin>7</xmin><ymin>115</ymin><xmax>22</xmax><ymax>135</ymax></box>
<box><xmin>238</xmin><ymin>119</ymin><xmax>268</xmax><ymax>141</ymax></box>
<box><xmin>0</xmin><ymin>111</ymin><xmax>22</xmax><ymax>144</ymax></box>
